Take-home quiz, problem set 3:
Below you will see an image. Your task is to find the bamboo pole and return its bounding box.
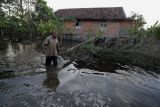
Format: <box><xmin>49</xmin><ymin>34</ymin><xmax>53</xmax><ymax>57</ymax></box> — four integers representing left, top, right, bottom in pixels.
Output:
<box><xmin>61</xmin><ymin>37</ymin><xmax>95</xmax><ymax>55</ymax></box>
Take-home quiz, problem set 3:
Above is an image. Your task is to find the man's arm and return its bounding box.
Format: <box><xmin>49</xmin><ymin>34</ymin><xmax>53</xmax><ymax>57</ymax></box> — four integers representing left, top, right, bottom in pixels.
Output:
<box><xmin>56</xmin><ymin>39</ymin><xmax>61</xmax><ymax>55</ymax></box>
<box><xmin>42</xmin><ymin>37</ymin><xmax>49</xmax><ymax>54</ymax></box>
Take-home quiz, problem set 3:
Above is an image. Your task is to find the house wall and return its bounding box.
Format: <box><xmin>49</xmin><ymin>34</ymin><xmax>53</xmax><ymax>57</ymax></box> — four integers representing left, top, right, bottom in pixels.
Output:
<box><xmin>63</xmin><ymin>20</ymin><xmax>133</xmax><ymax>37</ymax></box>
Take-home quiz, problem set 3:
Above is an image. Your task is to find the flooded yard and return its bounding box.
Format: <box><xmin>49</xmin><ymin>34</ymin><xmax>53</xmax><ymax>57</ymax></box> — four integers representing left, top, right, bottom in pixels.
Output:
<box><xmin>0</xmin><ymin>42</ymin><xmax>160</xmax><ymax>107</ymax></box>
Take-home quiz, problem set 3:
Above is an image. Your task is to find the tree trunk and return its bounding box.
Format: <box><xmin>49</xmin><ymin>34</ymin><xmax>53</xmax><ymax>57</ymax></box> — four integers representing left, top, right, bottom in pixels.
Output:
<box><xmin>20</xmin><ymin>0</ymin><xmax>24</xmax><ymax>23</ymax></box>
<box><xmin>0</xmin><ymin>28</ymin><xmax>4</xmax><ymax>37</ymax></box>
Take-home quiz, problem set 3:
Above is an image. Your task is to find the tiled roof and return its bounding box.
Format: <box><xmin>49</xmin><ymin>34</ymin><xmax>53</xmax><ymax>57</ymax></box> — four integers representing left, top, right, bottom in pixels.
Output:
<box><xmin>55</xmin><ymin>7</ymin><xmax>127</xmax><ymax>20</ymax></box>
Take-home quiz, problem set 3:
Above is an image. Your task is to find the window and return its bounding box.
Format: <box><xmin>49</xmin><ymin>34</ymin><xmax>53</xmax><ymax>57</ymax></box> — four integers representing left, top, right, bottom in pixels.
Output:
<box><xmin>119</xmin><ymin>28</ymin><xmax>128</xmax><ymax>36</ymax></box>
<box><xmin>75</xmin><ymin>20</ymin><xmax>81</xmax><ymax>29</ymax></box>
<box><xmin>76</xmin><ymin>20</ymin><xmax>80</xmax><ymax>26</ymax></box>
<box><xmin>101</xmin><ymin>23</ymin><xmax>107</xmax><ymax>28</ymax></box>
<box><xmin>100</xmin><ymin>23</ymin><xmax>107</xmax><ymax>31</ymax></box>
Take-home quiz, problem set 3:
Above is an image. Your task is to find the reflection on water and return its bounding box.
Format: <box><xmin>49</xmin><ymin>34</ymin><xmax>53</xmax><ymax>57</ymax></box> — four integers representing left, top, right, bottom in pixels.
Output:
<box><xmin>43</xmin><ymin>66</ymin><xmax>59</xmax><ymax>91</ymax></box>
<box><xmin>6</xmin><ymin>43</ymin><xmax>16</xmax><ymax>60</ymax></box>
<box><xmin>0</xmin><ymin>42</ymin><xmax>45</xmax><ymax>78</ymax></box>
<box><xmin>0</xmin><ymin>42</ymin><xmax>160</xmax><ymax>107</ymax></box>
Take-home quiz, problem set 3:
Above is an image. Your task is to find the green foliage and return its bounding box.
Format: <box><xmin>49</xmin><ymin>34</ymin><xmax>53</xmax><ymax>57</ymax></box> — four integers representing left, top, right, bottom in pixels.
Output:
<box><xmin>0</xmin><ymin>14</ymin><xmax>5</xmax><ymax>28</ymax></box>
<box><xmin>0</xmin><ymin>0</ymin><xmax>6</xmax><ymax>28</ymax></box>
<box><xmin>130</xmin><ymin>12</ymin><xmax>146</xmax><ymax>28</ymax></box>
<box><xmin>0</xmin><ymin>0</ymin><xmax>63</xmax><ymax>40</ymax></box>
<box><xmin>35</xmin><ymin>0</ymin><xmax>54</xmax><ymax>20</ymax></box>
<box><xmin>128</xmin><ymin>12</ymin><xmax>146</xmax><ymax>36</ymax></box>
<box><xmin>80</xmin><ymin>43</ymin><xmax>94</xmax><ymax>50</ymax></box>
<box><xmin>96</xmin><ymin>30</ymin><xmax>103</xmax><ymax>37</ymax></box>
<box><xmin>128</xmin><ymin>12</ymin><xmax>160</xmax><ymax>41</ymax></box>
<box><xmin>37</xmin><ymin>19</ymin><xmax>56</xmax><ymax>35</ymax></box>
<box><xmin>146</xmin><ymin>21</ymin><xmax>160</xmax><ymax>39</ymax></box>
<box><xmin>37</xmin><ymin>17</ymin><xmax>63</xmax><ymax>36</ymax></box>
<box><xmin>0</xmin><ymin>0</ymin><xmax>36</xmax><ymax>34</ymax></box>
<box><xmin>153</xmin><ymin>25</ymin><xmax>160</xmax><ymax>39</ymax></box>
<box><xmin>80</xmin><ymin>43</ymin><xmax>104</xmax><ymax>51</ymax></box>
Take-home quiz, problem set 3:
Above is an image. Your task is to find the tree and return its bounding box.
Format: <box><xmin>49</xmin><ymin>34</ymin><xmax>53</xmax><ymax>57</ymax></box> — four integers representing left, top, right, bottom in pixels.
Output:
<box><xmin>128</xmin><ymin>12</ymin><xmax>160</xmax><ymax>41</ymax></box>
<box><xmin>0</xmin><ymin>0</ymin><xmax>8</xmax><ymax>36</ymax></box>
<box><xmin>146</xmin><ymin>21</ymin><xmax>160</xmax><ymax>40</ymax></box>
<box><xmin>35</xmin><ymin>0</ymin><xmax>54</xmax><ymax>21</ymax></box>
<box><xmin>0</xmin><ymin>0</ymin><xmax>63</xmax><ymax>41</ymax></box>
<box><xmin>36</xmin><ymin>0</ymin><xmax>63</xmax><ymax>37</ymax></box>
<box><xmin>1</xmin><ymin>0</ymin><xmax>38</xmax><ymax>40</ymax></box>
<box><xmin>37</xmin><ymin>18</ymin><xmax>63</xmax><ymax>36</ymax></box>
<box><xmin>128</xmin><ymin>12</ymin><xmax>146</xmax><ymax>37</ymax></box>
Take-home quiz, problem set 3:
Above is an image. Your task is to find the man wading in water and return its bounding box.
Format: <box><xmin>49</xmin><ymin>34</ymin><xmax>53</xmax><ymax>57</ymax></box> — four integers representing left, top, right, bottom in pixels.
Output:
<box><xmin>42</xmin><ymin>31</ymin><xmax>60</xmax><ymax>67</ymax></box>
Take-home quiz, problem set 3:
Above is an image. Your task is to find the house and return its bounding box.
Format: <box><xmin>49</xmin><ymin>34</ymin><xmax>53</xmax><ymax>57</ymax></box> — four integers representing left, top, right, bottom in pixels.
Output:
<box><xmin>55</xmin><ymin>7</ymin><xmax>133</xmax><ymax>40</ymax></box>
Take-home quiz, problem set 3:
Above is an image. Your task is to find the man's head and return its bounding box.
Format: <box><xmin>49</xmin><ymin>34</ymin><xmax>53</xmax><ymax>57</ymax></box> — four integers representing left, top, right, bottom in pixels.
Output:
<box><xmin>51</xmin><ymin>31</ymin><xmax>58</xmax><ymax>38</ymax></box>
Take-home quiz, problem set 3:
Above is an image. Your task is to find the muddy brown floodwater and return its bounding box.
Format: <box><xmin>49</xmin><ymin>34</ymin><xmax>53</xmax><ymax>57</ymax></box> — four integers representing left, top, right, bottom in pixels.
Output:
<box><xmin>0</xmin><ymin>42</ymin><xmax>160</xmax><ymax>107</ymax></box>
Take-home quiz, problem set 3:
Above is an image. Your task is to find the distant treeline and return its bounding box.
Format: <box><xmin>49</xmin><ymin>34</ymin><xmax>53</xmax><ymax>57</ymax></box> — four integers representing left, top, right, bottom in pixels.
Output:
<box><xmin>0</xmin><ymin>0</ymin><xmax>62</xmax><ymax>41</ymax></box>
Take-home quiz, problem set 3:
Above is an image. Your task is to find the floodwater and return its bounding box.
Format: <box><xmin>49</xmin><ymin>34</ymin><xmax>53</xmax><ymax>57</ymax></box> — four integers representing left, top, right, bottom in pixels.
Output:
<box><xmin>0</xmin><ymin>42</ymin><xmax>160</xmax><ymax>107</ymax></box>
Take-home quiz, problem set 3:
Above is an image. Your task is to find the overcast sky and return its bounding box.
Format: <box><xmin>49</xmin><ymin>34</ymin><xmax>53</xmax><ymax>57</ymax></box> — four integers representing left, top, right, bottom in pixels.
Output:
<box><xmin>46</xmin><ymin>0</ymin><xmax>160</xmax><ymax>27</ymax></box>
